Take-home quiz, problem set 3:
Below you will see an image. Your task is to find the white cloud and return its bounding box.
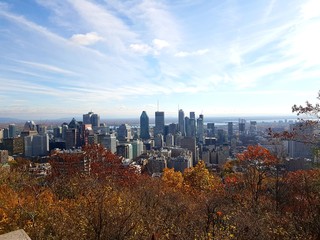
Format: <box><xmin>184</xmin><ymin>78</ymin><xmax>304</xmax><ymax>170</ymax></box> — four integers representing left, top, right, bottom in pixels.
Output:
<box><xmin>300</xmin><ymin>0</ymin><xmax>320</xmax><ymax>20</ymax></box>
<box><xmin>175</xmin><ymin>49</ymin><xmax>209</xmax><ymax>57</ymax></box>
<box><xmin>67</xmin><ymin>0</ymin><xmax>137</xmax><ymax>51</ymax></box>
<box><xmin>129</xmin><ymin>43</ymin><xmax>153</xmax><ymax>55</ymax></box>
<box><xmin>130</xmin><ymin>39</ymin><xmax>170</xmax><ymax>55</ymax></box>
<box><xmin>152</xmin><ymin>39</ymin><xmax>169</xmax><ymax>50</ymax></box>
<box><xmin>70</xmin><ymin>32</ymin><xmax>103</xmax><ymax>46</ymax></box>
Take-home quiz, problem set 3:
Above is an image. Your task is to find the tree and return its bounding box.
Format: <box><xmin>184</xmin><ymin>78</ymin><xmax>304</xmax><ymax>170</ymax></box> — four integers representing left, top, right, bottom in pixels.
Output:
<box><xmin>161</xmin><ymin>167</ymin><xmax>184</xmax><ymax>190</ymax></box>
<box><xmin>183</xmin><ymin>161</ymin><xmax>221</xmax><ymax>192</ymax></box>
<box><xmin>236</xmin><ymin>145</ymin><xmax>278</xmax><ymax>205</ymax></box>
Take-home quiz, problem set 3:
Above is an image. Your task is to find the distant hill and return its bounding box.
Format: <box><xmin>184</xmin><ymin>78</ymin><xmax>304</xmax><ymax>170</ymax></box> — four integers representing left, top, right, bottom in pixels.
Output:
<box><xmin>0</xmin><ymin>117</ymin><xmax>24</xmax><ymax>123</ymax></box>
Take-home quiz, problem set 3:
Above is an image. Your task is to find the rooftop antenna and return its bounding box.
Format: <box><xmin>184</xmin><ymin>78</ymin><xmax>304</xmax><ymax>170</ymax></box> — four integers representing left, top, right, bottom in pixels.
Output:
<box><xmin>157</xmin><ymin>100</ymin><xmax>159</xmax><ymax>112</ymax></box>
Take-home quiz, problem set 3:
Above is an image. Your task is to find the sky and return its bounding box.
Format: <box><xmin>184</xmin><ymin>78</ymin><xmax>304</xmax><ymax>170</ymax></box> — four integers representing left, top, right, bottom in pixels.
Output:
<box><xmin>0</xmin><ymin>0</ymin><xmax>319</xmax><ymax>120</ymax></box>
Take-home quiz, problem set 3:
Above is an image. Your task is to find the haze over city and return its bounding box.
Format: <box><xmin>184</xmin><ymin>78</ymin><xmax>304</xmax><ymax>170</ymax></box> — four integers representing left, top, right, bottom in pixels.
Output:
<box><xmin>0</xmin><ymin>0</ymin><xmax>319</xmax><ymax>119</ymax></box>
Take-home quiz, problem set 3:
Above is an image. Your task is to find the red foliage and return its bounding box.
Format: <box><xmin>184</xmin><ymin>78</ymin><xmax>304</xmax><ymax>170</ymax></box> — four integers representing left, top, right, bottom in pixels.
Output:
<box><xmin>237</xmin><ymin>145</ymin><xmax>278</xmax><ymax>166</ymax></box>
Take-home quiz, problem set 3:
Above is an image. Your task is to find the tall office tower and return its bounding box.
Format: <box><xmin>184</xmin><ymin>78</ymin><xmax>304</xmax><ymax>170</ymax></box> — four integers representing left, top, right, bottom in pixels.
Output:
<box><xmin>101</xmin><ymin>134</ymin><xmax>117</xmax><ymax>153</ymax></box>
<box><xmin>68</xmin><ymin>118</ymin><xmax>81</xmax><ymax>147</ymax></box>
<box><xmin>239</xmin><ymin>119</ymin><xmax>246</xmax><ymax>135</ymax></box>
<box><xmin>168</xmin><ymin>123</ymin><xmax>178</xmax><ymax>135</ymax></box>
<box><xmin>24</xmin><ymin>134</ymin><xmax>49</xmax><ymax>157</ymax></box>
<box><xmin>185</xmin><ymin>116</ymin><xmax>191</xmax><ymax>137</ymax></box>
<box><xmin>132</xmin><ymin>139</ymin><xmax>144</xmax><ymax>158</ymax></box>
<box><xmin>207</xmin><ymin>123</ymin><xmax>215</xmax><ymax>137</ymax></box>
<box><xmin>178</xmin><ymin>109</ymin><xmax>185</xmax><ymax>135</ymax></box>
<box><xmin>3</xmin><ymin>128</ymin><xmax>9</xmax><ymax>139</ymax></box>
<box><xmin>83</xmin><ymin>112</ymin><xmax>93</xmax><ymax>124</ymax></box>
<box><xmin>249</xmin><ymin>121</ymin><xmax>257</xmax><ymax>135</ymax></box>
<box><xmin>180</xmin><ymin>136</ymin><xmax>197</xmax><ymax>166</ymax></box>
<box><xmin>24</xmin><ymin>136</ymin><xmax>33</xmax><ymax>157</ymax></box>
<box><xmin>8</xmin><ymin>124</ymin><xmax>16</xmax><ymax>138</ymax></box>
<box><xmin>217</xmin><ymin>129</ymin><xmax>227</xmax><ymax>145</ymax></box>
<box><xmin>154</xmin><ymin>111</ymin><xmax>165</xmax><ymax>136</ymax></box>
<box><xmin>65</xmin><ymin>128</ymin><xmax>78</xmax><ymax>150</ymax></box>
<box><xmin>197</xmin><ymin>115</ymin><xmax>204</xmax><ymax>143</ymax></box>
<box><xmin>140</xmin><ymin>111</ymin><xmax>150</xmax><ymax>140</ymax></box>
<box><xmin>83</xmin><ymin>112</ymin><xmax>100</xmax><ymax>127</ymax></box>
<box><xmin>228</xmin><ymin>122</ymin><xmax>233</xmax><ymax>142</ymax></box>
<box><xmin>189</xmin><ymin>112</ymin><xmax>196</xmax><ymax>137</ymax></box>
<box><xmin>117</xmin><ymin>144</ymin><xmax>133</xmax><ymax>160</ymax></box>
<box><xmin>166</xmin><ymin>134</ymin><xmax>174</xmax><ymax>147</ymax></box>
<box><xmin>117</xmin><ymin>124</ymin><xmax>131</xmax><ymax>142</ymax></box>
<box><xmin>154</xmin><ymin>134</ymin><xmax>164</xmax><ymax>149</ymax></box>
<box><xmin>53</xmin><ymin>127</ymin><xmax>62</xmax><ymax>138</ymax></box>
<box><xmin>91</xmin><ymin>114</ymin><xmax>100</xmax><ymax>127</ymax></box>
<box><xmin>32</xmin><ymin>134</ymin><xmax>49</xmax><ymax>156</ymax></box>
<box><xmin>61</xmin><ymin>123</ymin><xmax>68</xmax><ymax>140</ymax></box>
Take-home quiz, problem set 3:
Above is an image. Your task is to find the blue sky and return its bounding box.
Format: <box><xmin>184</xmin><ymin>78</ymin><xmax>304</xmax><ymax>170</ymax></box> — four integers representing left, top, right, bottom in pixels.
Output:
<box><xmin>0</xmin><ymin>0</ymin><xmax>319</xmax><ymax>119</ymax></box>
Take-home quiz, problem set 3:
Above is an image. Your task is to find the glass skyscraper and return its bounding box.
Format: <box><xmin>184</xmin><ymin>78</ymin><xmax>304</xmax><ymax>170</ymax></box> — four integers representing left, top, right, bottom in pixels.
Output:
<box><xmin>140</xmin><ymin>111</ymin><xmax>150</xmax><ymax>139</ymax></box>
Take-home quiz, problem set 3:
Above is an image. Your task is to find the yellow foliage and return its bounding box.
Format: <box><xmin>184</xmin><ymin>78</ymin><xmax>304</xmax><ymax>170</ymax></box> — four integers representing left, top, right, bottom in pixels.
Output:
<box><xmin>162</xmin><ymin>168</ymin><xmax>184</xmax><ymax>189</ymax></box>
<box><xmin>183</xmin><ymin>161</ymin><xmax>219</xmax><ymax>191</ymax></box>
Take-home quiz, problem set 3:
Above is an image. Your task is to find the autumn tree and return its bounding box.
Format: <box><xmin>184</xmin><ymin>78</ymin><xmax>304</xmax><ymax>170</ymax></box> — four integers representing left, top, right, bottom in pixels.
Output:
<box><xmin>161</xmin><ymin>167</ymin><xmax>184</xmax><ymax>190</ymax></box>
<box><xmin>236</xmin><ymin>145</ymin><xmax>278</xmax><ymax>205</ymax></box>
<box><xmin>183</xmin><ymin>160</ymin><xmax>221</xmax><ymax>192</ymax></box>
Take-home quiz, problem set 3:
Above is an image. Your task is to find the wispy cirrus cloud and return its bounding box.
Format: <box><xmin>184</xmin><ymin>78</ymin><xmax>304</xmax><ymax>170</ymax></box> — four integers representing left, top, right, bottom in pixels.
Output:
<box><xmin>17</xmin><ymin>60</ymin><xmax>76</xmax><ymax>75</ymax></box>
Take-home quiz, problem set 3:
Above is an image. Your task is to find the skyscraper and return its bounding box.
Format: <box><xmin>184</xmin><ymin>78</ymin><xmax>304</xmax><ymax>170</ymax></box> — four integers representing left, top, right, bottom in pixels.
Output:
<box><xmin>8</xmin><ymin>124</ymin><xmax>16</xmax><ymax>138</ymax></box>
<box><xmin>178</xmin><ymin>109</ymin><xmax>185</xmax><ymax>136</ymax></box>
<box><xmin>207</xmin><ymin>123</ymin><xmax>215</xmax><ymax>137</ymax></box>
<box><xmin>228</xmin><ymin>122</ymin><xmax>233</xmax><ymax>142</ymax></box>
<box><xmin>197</xmin><ymin>114</ymin><xmax>204</xmax><ymax>143</ymax></box>
<box><xmin>117</xmin><ymin>124</ymin><xmax>131</xmax><ymax>142</ymax></box>
<box><xmin>83</xmin><ymin>111</ymin><xmax>100</xmax><ymax>127</ymax></box>
<box><xmin>140</xmin><ymin>111</ymin><xmax>150</xmax><ymax>140</ymax></box>
<box><xmin>91</xmin><ymin>114</ymin><xmax>100</xmax><ymax>127</ymax></box>
<box><xmin>154</xmin><ymin>111</ymin><xmax>165</xmax><ymax>136</ymax></box>
<box><xmin>189</xmin><ymin>112</ymin><xmax>196</xmax><ymax>138</ymax></box>
<box><xmin>83</xmin><ymin>112</ymin><xmax>93</xmax><ymax>124</ymax></box>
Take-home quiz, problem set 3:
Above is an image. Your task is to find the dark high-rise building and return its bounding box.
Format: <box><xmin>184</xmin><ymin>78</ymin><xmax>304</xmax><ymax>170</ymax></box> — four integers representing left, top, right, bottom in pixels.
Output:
<box><xmin>140</xmin><ymin>111</ymin><xmax>150</xmax><ymax>140</ymax></box>
<box><xmin>154</xmin><ymin>111</ymin><xmax>165</xmax><ymax>136</ymax></box>
<box><xmin>65</xmin><ymin>128</ymin><xmax>78</xmax><ymax>150</ymax></box>
<box><xmin>228</xmin><ymin>122</ymin><xmax>233</xmax><ymax>142</ymax></box>
<box><xmin>83</xmin><ymin>112</ymin><xmax>93</xmax><ymax>124</ymax></box>
<box><xmin>117</xmin><ymin>124</ymin><xmax>131</xmax><ymax>142</ymax></box>
<box><xmin>168</xmin><ymin>123</ymin><xmax>178</xmax><ymax>135</ymax></box>
<box><xmin>178</xmin><ymin>109</ymin><xmax>185</xmax><ymax>136</ymax></box>
<box><xmin>8</xmin><ymin>124</ymin><xmax>16</xmax><ymax>138</ymax></box>
<box><xmin>83</xmin><ymin>112</ymin><xmax>100</xmax><ymax>127</ymax></box>
<box><xmin>3</xmin><ymin>128</ymin><xmax>9</xmax><ymax>139</ymax></box>
<box><xmin>207</xmin><ymin>123</ymin><xmax>215</xmax><ymax>137</ymax></box>
<box><xmin>185</xmin><ymin>116</ymin><xmax>190</xmax><ymax>137</ymax></box>
<box><xmin>189</xmin><ymin>113</ymin><xmax>196</xmax><ymax>138</ymax></box>
<box><xmin>217</xmin><ymin>129</ymin><xmax>226</xmax><ymax>145</ymax></box>
<box><xmin>91</xmin><ymin>114</ymin><xmax>100</xmax><ymax>127</ymax></box>
<box><xmin>239</xmin><ymin>119</ymin><xmax>246</xmax><ymax>135</ymax></box>
<box><xmin>197</xmin><ymin>114</ymin><xmax>204</xmax><ymax>143</ymax></box>
<box><xmin>181</xmin><ymin>136</ymin><xmax>197</xmax><ymax>166</ymax></box>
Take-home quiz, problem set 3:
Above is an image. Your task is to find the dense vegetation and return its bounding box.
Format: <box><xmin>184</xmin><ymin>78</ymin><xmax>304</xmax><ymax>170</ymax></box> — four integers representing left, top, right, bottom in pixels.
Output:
<box><xmin>1</xmin><ymin>144</ymin><xmax>320</xmax><ymax>240</ymax></box>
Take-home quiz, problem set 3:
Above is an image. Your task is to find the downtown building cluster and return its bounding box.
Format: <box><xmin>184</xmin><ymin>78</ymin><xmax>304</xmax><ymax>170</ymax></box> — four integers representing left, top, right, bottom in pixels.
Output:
<box><xmin>0</xmin><ymin>109</ymin><xmax>317</xmax><ymax>174</ymax></box>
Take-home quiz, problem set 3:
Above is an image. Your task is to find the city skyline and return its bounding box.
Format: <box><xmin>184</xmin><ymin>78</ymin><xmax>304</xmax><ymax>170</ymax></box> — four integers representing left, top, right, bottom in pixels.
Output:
<box><xmin>0</xmin><ymin>0</ymin><xmax>319</xmax><ymax>119</ymax></box>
